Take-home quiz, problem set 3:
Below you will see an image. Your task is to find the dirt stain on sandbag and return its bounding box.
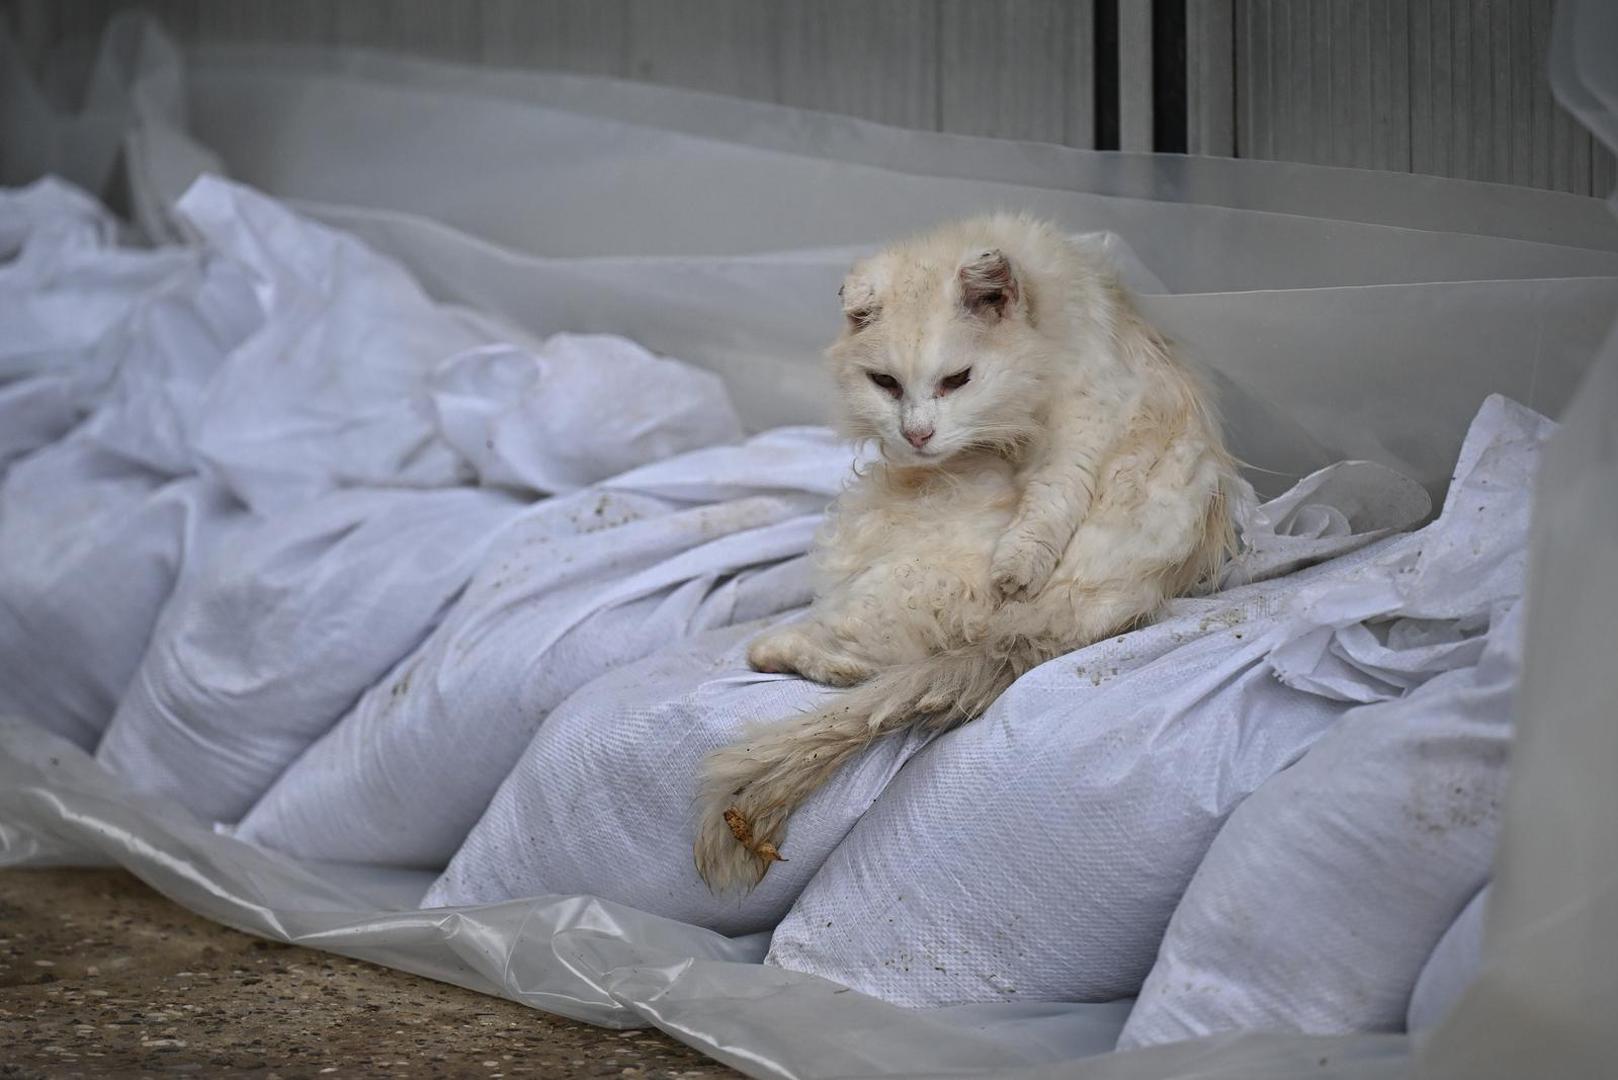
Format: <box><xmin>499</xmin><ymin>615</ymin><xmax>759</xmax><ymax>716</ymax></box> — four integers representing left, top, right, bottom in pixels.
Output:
<box><xmin>1074</xmin><ymin>663</ymin><xmax>1120</xmax><ymax>687</ymax></box>
<box><xmin>689</xmin><ymin>497</ymin><xmax>786</xmax><ymax>542</ymax></box>
<box><xmin>983</xmin><ymin>973</ymin><xmax>1018</xmax><ymax>996</ymax></box>
<box><xmin>1198</xmin><ymin>607</ymin><xmax>1248</xmax><ymax>634</ymax></box>
<box><xmin>388</xmin><ymin>668</ymin><xmax>414</xmax><ymax>702</ymax></box>
<box><xmin>569</xmin><ymin>494</ymin><xmax>643</xmax><ymax>535</ymax></box>
<box><xmin>1405</xmin><ymin>739</ymin><xmax>1507</xmax><ymax>839</ymax></box>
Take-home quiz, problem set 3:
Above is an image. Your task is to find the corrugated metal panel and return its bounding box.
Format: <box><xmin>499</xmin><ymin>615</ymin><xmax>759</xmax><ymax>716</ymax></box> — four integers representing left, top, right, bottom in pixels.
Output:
<box><xmin>1247</xmin><ymin>0</ymin><xmax>1595</xmax><ymax>193</ymax></box>
<box><xmin>479</xmin><ymin>0</ymin><xmax>628</xmax><ymax>74</ymax></box>
<box><xmin>334</xmin><ymin>0</ymin><xmax>481</xmax><ymax>60</ymax></box>
<box><xmin>939</xmin><ymin>0</ymin><xmax>1075</xmax><ymax>145</ymax></box>
<box><xmin>1373</xmin><ymin>0</ymin><xmax>1411</xmax><ymax>171</ymax></box>
<box><xmin>625</xmin><ymin>0</ymin><xmax>777</xmax><ymax>100</ymax></box>
<box><xmin>1595</xmin><ymin>147</ymin><xmax>1617</xmax><ymax>200</ymax></box>
<box><xmin>1064</xmin><ymin>0</ymin><xmax>1096</xmax><ymax>149</ymax></box>
<box><xmin>192</xmin><ymin>1</ymin><xmax>335</xmax><ymax>47</ymax></box>
<box><xmin>777</xmin><ymin>1</ymin><xmax>938</xmax><ymax>130</ymax></box>
<box><xmin>1116</xmin><ymin>0</ymin><xmax>1153</xmax><ymax>151</ymax></box>
<box><xmin>1188</xmin><ymin>0</ymin><xmax>1235</xmax><ymax>156</ymax></box>
<box><xmin>0</xmin><ymin>0</ymin><xmax>1610</xmax><ymax>195</ymax></box>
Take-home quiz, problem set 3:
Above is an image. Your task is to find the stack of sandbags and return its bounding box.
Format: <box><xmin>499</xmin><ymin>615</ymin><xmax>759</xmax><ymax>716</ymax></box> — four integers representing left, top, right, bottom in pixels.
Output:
<box><xmin>1117</xmin><ymin>605</ymin><xmax>1516</xmax><ymax>1045</ymax></box>
<box><xmin>234</xmin><ymin>429</ymin><xmax>852</xmax><ymax>867</ymax></box>
<box><xmin>764</xmin><ymin>397</ymin><xmax>1545</xmax><ymax>1008</ymax></box>
<box><xmin>169</xmin><ymin>177</ymin><xmax>746</xmax><ymax>514</ymax></box>
<box><xmin>421</xmin><ymin>620</ymin><xmax>932</xmax><ymax>933</ymax></box>
<box><xmin>94</xmin><ymin>487</ymin><xmax>524</xmax><ymax>821</ymax></box>
<box><xmin>1118</xmin><ymin>397</ymin><xmax>1543</xmax><ymax>1043</ymax></box>
<box><xmin>0</xmin><ymin>454</ymin><xmax>242</xmax><ymax>749</ymax></box>
<box><xmin>0</xmin><ymin>179</ymin><xmax>260</xmax><ymax>749</ymax></box>
<box><xmin>421</xmin><ymin>456</ymin><xmax>1430</xmax><ymax>936</ymax></box>
<box><xmin>0</xmin><ymin>178</ymin><xmax>192</xmax><ymax>469</ymax></box>
<box><xmin>88</xmin><ymin>175</ymin><xmax>746</xmax><ymax>819</ymax></box>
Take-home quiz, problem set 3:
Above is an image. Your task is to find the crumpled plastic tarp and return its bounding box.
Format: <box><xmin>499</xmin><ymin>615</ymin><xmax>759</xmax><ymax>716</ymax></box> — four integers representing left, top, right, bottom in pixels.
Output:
<box><xmin>1</xmin><ymin>6</ymin><xmax>1615</xmax><ymax>1078</ymax></box>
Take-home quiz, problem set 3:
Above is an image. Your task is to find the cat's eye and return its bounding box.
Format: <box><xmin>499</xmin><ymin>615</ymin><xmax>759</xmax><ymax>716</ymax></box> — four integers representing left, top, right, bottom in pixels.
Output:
<box><xmin>939</xmin><ymin>367</ymin><xmax>973</xmax><ymax>393</ymax></box>
<box><xmin>868</xmin><ymin>372</ymin><xmax>902</xmax><ymax>398</ymax></box>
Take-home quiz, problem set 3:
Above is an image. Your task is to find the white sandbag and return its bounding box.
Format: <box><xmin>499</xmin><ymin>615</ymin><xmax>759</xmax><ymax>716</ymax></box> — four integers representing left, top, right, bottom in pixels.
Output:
<box><xmin>168</xmin><ymin>175</ymin><xmax>485</xmax><ymax>510</ymax></box>
<box><xmin>1115</xmin><ymin>398</ymin><xmax>1551</xmax><ymax>1046</ymax></box>
<box><xmin>76</xmin><ymin>248</ymin><xmax>263</xmax><ymax>478</ymax></box>
<box><xmin>0</xmin><ymin>176</ymin><xmax>111</xmax><ymax>254</ymax></box>
<box><xmin>95</xmin><ymin>486</ymin><xmax>525</xmax><ymax>823</ymax></box>
<box><xmin>1407</xmin><ymin>883</ymin><xmax>1489</xmax><ymax>1032</ymax></box>
<box><xmin>0</xmin><ymin>437</ymin><xmax>242</xmax><ymax>749</ymax></box>
<box><xmin>169</xmin><ymin>175</ymin><xmax>742</xmax><ymax>510</ymax></box>
<box><xmin>425</xmin><ymin>332</ymin><xmax>743</xmax><ymax>494</ymax></box>
<box><xmin>423</xmin><ymin>622</ymin><xmax>933</xmax><ymax>934</ymax></box>
<box><xmin>765</xmin><ymin>397</ymin><xmax>1545</xmax><ymax>1008</ymax></box>
<box><xmin>1118</xmin><ymin>603</ymin><xmax>1520</xmax><ymax>1047</ymax></box>
<box><xmin>234</xmin><ymin>428</ymin><xmax>853</xmax><ymax>867</ymax></box>
<box><xmin>0</xmin><ymin>176</ymin><xmax>207</xmax><ymax>470</ymax></box>
<box><xmin>3</xmin><ymin>168</ymin><xmax>748</xmax><ymax>816</ymax></box>
<box><xmin>422</xmin><ymin>456</ymin><xmax>1428</xmax><ymax>932</ymax></box>
<box><xmin>60</xmin><ymin>173</ymin><xmax>731</xmax><ymax>498</ymax></box>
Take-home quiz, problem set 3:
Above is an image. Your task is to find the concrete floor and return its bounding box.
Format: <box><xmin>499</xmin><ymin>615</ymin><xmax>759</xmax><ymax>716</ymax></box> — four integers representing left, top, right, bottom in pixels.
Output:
<box><xmin>0</xmin><ymin>869</ymin><xmax>740</xmax><ymax>1079</ymax></box>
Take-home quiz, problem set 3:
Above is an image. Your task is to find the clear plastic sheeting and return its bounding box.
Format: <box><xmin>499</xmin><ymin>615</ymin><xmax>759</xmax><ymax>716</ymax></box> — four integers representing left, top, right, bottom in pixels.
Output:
<box><xmin>1</xmin><ymin>5</ymin><xmax>1616</xmax><ymax>1079</ymax></box>
<box><xmin>177</xmin><ymin>71</ymin><xmax>1618</xmax><ymax>285</ymax></box>
<box><xmin>8</xmin><ymin>14</ymin><xmax>1618</xmax><ymax>471</ymax></box>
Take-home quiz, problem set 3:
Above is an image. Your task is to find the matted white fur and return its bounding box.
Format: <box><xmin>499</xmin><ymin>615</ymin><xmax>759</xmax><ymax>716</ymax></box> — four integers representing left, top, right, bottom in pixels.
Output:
<box><xmin>695</xmin><ymin>215</ymin><xmax>1243</xmax><ymax>891</ymax></box>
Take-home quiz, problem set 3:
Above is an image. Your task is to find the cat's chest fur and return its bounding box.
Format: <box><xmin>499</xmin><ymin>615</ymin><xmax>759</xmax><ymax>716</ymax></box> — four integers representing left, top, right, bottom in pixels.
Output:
<box><xmin>813</xmin><ymin>455</ymin><xmax>1022</xmax><ymax>590</ymax></box>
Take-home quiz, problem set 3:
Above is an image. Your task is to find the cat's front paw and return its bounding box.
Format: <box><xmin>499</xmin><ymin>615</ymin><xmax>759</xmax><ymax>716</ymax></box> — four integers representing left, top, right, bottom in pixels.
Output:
<box><xmin>747</xmin><ymin>626</ymin><xmax>811</xmax><ymax>675</ymax></box>
<box><xmin>991</xmin><ymin>534</ymin><xmax>1059</xmax><ymax>600</ymax></box>
<box><xmin>747</xmin><ymin>626</ymin><xmax>873</xmax><ymax>686</ymax></box>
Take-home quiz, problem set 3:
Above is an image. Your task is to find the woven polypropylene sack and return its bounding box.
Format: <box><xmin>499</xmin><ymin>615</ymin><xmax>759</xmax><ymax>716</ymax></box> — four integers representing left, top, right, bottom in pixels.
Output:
<box><xmin>235</xmin><ymin>430</ymin><xmax>852</xmax><ymax>867</ymax></box>
<box><xmin>96</xmin><ymin>486</ymin><xmax>525</xmax><ymax>822</ymax></box>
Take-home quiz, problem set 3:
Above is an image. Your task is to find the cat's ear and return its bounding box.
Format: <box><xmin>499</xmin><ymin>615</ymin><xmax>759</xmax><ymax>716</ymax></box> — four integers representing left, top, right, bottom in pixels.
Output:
<box><xmin>958</xmin><ymin>249</ymin><xmax>1019</xmax><ymax>321</ymax></box>
<box><xmin>840</xmin><ymin>271</ymin><xmax>880</xmax><ymax>332</ymax></box>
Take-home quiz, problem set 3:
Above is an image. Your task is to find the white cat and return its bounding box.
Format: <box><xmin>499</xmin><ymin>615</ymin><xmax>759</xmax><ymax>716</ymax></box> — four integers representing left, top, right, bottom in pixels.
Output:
<box><xmin>695</xmin><ymin>214</ymin><xmax>1243</xmax><ymax>891</ymax></box>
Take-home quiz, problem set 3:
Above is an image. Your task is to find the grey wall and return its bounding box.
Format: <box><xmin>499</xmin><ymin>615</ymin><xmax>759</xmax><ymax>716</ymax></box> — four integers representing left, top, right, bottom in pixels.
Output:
<box><xmin>4</xmin><ymin>0</ymin><xmax>1612</xmax><ymax>196</ymax></box>
<box><xmin>1210</xmin><ymin>0</ymin><xmax>1614</xmax><ymax>194</ymax></box>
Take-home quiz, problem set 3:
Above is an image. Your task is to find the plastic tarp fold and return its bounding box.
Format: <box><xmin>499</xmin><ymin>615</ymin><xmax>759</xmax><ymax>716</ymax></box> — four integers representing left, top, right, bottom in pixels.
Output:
<box><xmin>1</xmin><ymin>7</ymin><xmax>1616</xmax><ymax>1079</ymax></box>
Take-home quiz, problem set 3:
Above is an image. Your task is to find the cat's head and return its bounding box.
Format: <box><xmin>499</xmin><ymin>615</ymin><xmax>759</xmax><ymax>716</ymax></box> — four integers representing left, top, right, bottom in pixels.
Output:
<box><xmin>827</xmin><ymin>237</ymin><xmax>1051</xmax><ymax>467</ymax></box>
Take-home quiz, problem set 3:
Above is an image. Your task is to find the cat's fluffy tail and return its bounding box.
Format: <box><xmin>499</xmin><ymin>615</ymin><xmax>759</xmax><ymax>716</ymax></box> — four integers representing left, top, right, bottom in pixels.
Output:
<box><xmin>693</xmin><ymin>645</ymin><xmax>1019</xmax><ymax>893</ymax></box>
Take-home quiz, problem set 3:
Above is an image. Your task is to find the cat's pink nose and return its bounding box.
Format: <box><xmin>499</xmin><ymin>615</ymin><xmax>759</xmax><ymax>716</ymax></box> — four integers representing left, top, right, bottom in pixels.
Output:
<box><xmin>904</xmin><ymin>426</ymin><xmax>934</xmax><ymax>449</ymax></box>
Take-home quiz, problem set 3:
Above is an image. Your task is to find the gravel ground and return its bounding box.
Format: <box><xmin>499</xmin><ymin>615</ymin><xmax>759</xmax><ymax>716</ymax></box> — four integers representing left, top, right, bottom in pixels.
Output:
<box><xmin>0</xmin><ymin>869</ymin><xmax>740</xmax><ymax>1079</ymax></box>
